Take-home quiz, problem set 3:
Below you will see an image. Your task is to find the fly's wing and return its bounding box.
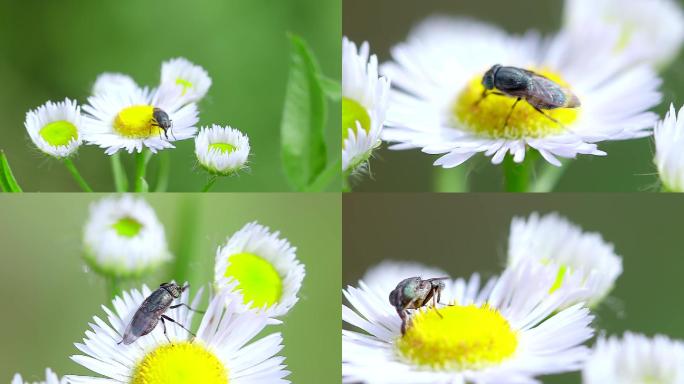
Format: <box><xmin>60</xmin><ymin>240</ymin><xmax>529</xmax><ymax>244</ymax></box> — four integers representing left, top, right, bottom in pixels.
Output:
<box><xmin>526</xmin><ymin>74</ymin><xmax>580</xmax><ymax>109</ymax></box>
<box><xmin>121</xmin><ymin>291</ymin><xmax>168</xmax><ymax>344</ymax></box>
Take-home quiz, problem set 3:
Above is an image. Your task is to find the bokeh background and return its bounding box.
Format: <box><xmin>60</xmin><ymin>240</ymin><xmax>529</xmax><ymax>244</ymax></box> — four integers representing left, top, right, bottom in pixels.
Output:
<box><xmin>0</xmin><ymin>193</ymin><xmax>341</xmax><ymax>383</ymax></box>
<box><xmin>344</xmin><ymin>0</ymin><xmax>684</xmax><ymax>192</ymax></box>
<box><xmin>0</xmin><ymin>0</ymin><xmax>340</xmax><ymax>192</ymax></box>
<box><xmin>344</xmin><ymin>193</ymin><xmax>684</xmax><ymax>383</ymax></box>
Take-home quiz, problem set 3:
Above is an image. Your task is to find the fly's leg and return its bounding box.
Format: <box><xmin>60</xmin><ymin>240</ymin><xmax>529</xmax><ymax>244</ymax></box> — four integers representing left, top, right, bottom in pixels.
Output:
<box><xmin>396</xmin><ymin>308</ymin><xmax>409</xmax><ymax>335</ymax></box>
<box><xmin>431</xmin><ymin>288</ymin><xmax>444</xmax><ymax>319</ymax></box>
<box><xmin>161</xmin><ymin>314</ymin><xmax>197</xmax><ymax>340</ymax></box>
<box><xmin>532</xmin><ymin>106</ymin><xmax>565</xmax><ymax>129</ymax></box>
<box><xmin>169</xmin><ymin>122</ymin><xmax>176</xmax><ymax>141</ymax></box>
<box><xmin>170</xmin><ymin>303</ymin><xmax>205</xmax><ymax>314</ymax></box>
<box><xmin>160</xmin><ymin>316</ymin><xmax>171</xmax><ymax>344</ymax></box>
<box><xmin>474</xmin><ymin>90</ymin><xmax>507</xmax><ymax>107</ymax></box>
<box><xmin>503</xmin><ymin>97</ymin><xmax>522</xmax><ymax>129</ymax></box>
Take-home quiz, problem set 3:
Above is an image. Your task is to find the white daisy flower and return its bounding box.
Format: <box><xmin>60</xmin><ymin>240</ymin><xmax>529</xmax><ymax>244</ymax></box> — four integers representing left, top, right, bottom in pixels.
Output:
<box><xmin>24</xmin><ymin>98</ymin><xmax>82</xmax><ymax>158</ymax></box>
<box><xmin>342</xmin><ymin>37</ymin><xmax>390</xmax><ymax>173</ymax></box>
<box><xmin>583</xmin><ymin>332</ymin><xmax>684</xmax><ymax>384</ymax></box>
<box><xmin>160</xmin><ymin>57</ymin><xmax>212</xmax><ymax>105</ymax></box>
<box><xmin>66</xmin><ymin>285</ymin><xmax>290</xmax><ymax>384</ymax></box>
<box><xmin>343</xmin><ymin>260</ymin><xmax>594</xmax><ymax>384</ymax></box>
<box><xmin>564</xmin><ymin>0</ymin><xmax>684</xmax><ymax>68</ymax></box>
<box><xmin>654</xmin><ymin>104</ymin><xmax>684</xmax><ymax>192</ymax></box>
<box><xmin>195</xmin><ymin>124</ymin><xmax>250</xmax><ymax>175</ymax></box>
<box><xmin>83</xmin><ymin>195</ymin><xmax>171</xmax><ymax>278</ymax></box>
<box><xmin>361</xmin><ymin>260</ymin><xmax>449</xmax><ymax>297</ymax></box>
<box><xmin>507</xmin><ymin>212</ymin><xmax>622</xmax><ymax>306</ymax></box>
<box><xmin>82</xmin><ymin>84</ymin><xmax>199</xmax><ymax>155</ymax></box>
<box><xmin>92</xmin><ymin>72</ymin><xmax>139</xmax><ymax>95</ymax></box>
<box><xmin>381</xmin><ymin>17</ymin><xmax>662</xmax><ymax>168</ymax></box>
<box><xmin>214</xmin><ymin>221</ymin><xmax>305</xmax><ymax>318</ymax></box>
<box><xmin>12</xmin><ymin>368</ymin><xmax>66</xmax><ymax>384</ymax></box>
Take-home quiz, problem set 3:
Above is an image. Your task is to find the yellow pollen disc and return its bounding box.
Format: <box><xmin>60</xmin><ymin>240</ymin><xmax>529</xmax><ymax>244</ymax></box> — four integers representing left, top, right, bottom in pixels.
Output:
<box><xmin>131</xmin><ymin>342</ymin><xmax>228</xmax><ymax>384</ymax></box>
<box><xmin>342</xmin><ymin>97</ymin><xmax>371</xmax><ymax>144</ymax></box>
<box><xmin>452</xmin><ymin>69</ymin><xmax>579</xmax><ymax>139</ymax></box>
<box><xmin>40</xmin><ymin>120</ymin><xmax>78</xmax><ymax>147</ymax></box>
<box><xmin>209</xmin><ymin>142</ymin><xmax>236</xmax><ymax>154</ymax></box>
<box><xmin>176</xmin><ymin>78</ymin><xmax>193</xmax><ymax>96</ymax></box>
<box><xmin>397</xmin><ymin>304</ymin><xmax>518</xmax><ymax>370</ymax></box>
<box><xmin>112</xmin><ymin>217</ymin><xmax>143</xmax><ymax>238</ymax></box>
<box><xmin>224</xmin><ymin>252</ymin><xmax>283</xmax><ymax>309</ymax></box>
<box><xmin>114</xmin><ymin>105</ymin><xmax>161</xmax><ymax>138</ymax></box>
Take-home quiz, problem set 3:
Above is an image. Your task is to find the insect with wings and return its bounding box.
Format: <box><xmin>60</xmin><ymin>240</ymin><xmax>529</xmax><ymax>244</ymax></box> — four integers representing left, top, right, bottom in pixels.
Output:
<box><xmin>478</xmin><ymin>64</ymin><xmax>581</xmax><ymax>129</ymax></box>
<box><xmin>389</xmin><ymin>277</ymin><xmax>448</xmax><ymax>335</ymax></box>
<box><xmin>117</xmin><ymin>282</ymin><xmax>202</xmax><ymax>345</ymax></box>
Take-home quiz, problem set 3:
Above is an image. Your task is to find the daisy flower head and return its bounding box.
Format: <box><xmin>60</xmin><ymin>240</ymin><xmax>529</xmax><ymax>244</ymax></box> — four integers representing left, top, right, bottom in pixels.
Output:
<box><xmin>195</xmin><ymin>124</ymin><xmax>250</xmax><ymax>176</ymax></box>
<box><xmin>67</xmin><ymin>285</ymin><xmax>290</xmax><ymax>384</ymax></box>
<box><xmin>343</xmin><ymin>260</ymin><xmax>594</xmax><ymax>383</ymax></box>
<box><xmin>24</xmin><ymin>98</ymin><xmax>82</xmax><ymax>158</ymax></box>
<box><xmin>583</xmin><ymin>332</ymin><xmax>684</xmax><ymax>384</ymax></box>
<box><xmin>82</xmin><ymin>82</ymin><xmax>199</xmax><ymax>155</ymax></box>
<box><xmin>83</xmin><ymin>195</ymin><xmax>171</xmax><ymax>278</ymax></box>
<box><xmin>92</xmin><ymin>72</ymin><xmax>139</xmax><ymax>95</ymax></box>
<box><xmin>12</xmin><ymin>368</ymin><xmax>66</xmax><ymax>384</ymax></box>
<box><xmin>507</xmin><ymin>212</ymin><xmax>622</xmax><ymax>307</ymax></box>
<box><xmin>214</xmin><ymin>221</ymin><xmax>305</xmax><ymax>318</ymax></box>
<box><xmin>342</xmin><ymin>36</ymin><xmax>390</xmax><ymax>173</ymax></box>
<box><xmin>160</xmin><ymin>57</ymin><xmax>212</xmax><ymax>105</ymax></box>
<box><xmin>381</xmin><ymin>17</ymin><xmax>662</xmax><ymax>168</ymax></box>
<box><xmin>654</xmin><ymin>104</ymin><xmax>684</xmax><ymax>192</ymax></box>
<box><xmin>564</xmin><ymin>0</ymin><xmax>684</xmax><ymax>68</ymax></box>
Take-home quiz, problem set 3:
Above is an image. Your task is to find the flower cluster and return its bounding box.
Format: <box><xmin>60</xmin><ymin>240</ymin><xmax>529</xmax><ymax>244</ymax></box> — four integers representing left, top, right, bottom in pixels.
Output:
<box><xmin>23</xmin><ymin>58</ymin><xmax>250</xmax><ymax>191</ymax></box>
<box><xmin>343</xmin><ymin>212</ymin><xmax>683</xmax><ymax>383</ymax></box>
<box><xmin>12</xmin><ymin>195</ymin><xmax>305</xmax><ymax>383</ymax></box>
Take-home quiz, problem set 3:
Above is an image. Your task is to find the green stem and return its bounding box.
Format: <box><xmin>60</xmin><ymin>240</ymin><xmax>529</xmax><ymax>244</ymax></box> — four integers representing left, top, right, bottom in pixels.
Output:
<box><xmin>134</xmin><ymin>149</ymin><xmax>152</xmax><ymax>192</ymax></box>
<box><xmin>107</xmin><ymin>277</ymin><xmax>122</xmax><ymax>300</ymax></box>
<box><xmin>201</xmin><ymin>175</ymin><xmax>218</xmax><ymax>192</ymax></box>
<box><xmin>154</xmin><ymin>151</ymin><xmax>170</xmax><ymax>192</ymax></box>
<box><xmin>172</xmin><ymin>197</ymin><xmax>201</xmax><ymax>284</ymax></box>
<box><xmin>62</xmin><ymin>158</ymin><xmax>93</xmax><ymax>192</ymax></box>
<box><xmin>503</xmin><ymin>151</ymin><xmax>538</xmax><ymax>192</ymax></box>
<box><xmin>433</xmin><ymin>166</ymin><xmax>469</xmax><ymax>192</ymax></box>
<box><xmin>111</xmin><ymin>152</ymin><xmax>128</xmax><ymax>192</ymax></box>
<box><xmin>0</xmin><ymin>150</ymin><xmax>22</xmax><ymax>192</ymax></box>
<box><xmin>530</xmin><ymin>161</ymin><xmax>569</xmax><ymax>192</ymax></box>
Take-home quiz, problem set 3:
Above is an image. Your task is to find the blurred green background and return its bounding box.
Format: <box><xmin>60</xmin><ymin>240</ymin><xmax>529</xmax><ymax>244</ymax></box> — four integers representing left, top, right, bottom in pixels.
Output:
<box><xmin>343</xmin><ymin>193</ymin><xmax>684</xmax><ymax>383</ymax></box>
<box><xmin>0</xmin><ymin>193</ymin><xmax>341</xmax><ymax>383</ymax></box>
<box><xmin>0</xmin><ymin>0</ymin><xmax>340</xmax><ymax>192</ymax></box>
<box><xmin>344</xmin><ymin>0</ymin><xmax>684</xmax><ymax>192</ymax></box>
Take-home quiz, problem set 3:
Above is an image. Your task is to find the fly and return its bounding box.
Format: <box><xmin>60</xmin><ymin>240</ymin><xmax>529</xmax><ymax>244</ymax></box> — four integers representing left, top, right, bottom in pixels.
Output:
<box><xmin>118</xmin><ymin>282</ymin><xmax>202</xmax><ymax>345</ymax></box>
<box><xmin>478</xmin><ymin>64</ymin><xmax>581</xmax><ymax>129</ymax></box>
<box><xmin>389</xmin><ymin>277</ymin><xmax>448</xmax><ymax>335</ymax></box>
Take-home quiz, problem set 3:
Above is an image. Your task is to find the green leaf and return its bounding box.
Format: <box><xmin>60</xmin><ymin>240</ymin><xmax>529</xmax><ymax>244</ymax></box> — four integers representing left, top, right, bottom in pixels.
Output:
<box><xmin>318</xmin><ymin>74</ymin><xmax>341</xmax><ymax>101</ymax></box>
<box><xmin>0</xmin><ymin>150</ymin><xmax>22</xmax><ymax>192</ymax></box>
<box><xmin>280</xmin><ymin>34</ymin><xmax>328</xmax><ymax>191</ymax></box>
<box><xmin>304</xmin><ymin>157</ymin><xmax>341</xmax><ymax>192</ymax></box>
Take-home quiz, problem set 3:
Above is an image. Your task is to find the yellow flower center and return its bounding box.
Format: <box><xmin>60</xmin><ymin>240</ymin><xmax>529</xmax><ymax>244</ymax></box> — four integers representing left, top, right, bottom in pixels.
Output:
<box><xmin>397</xmin><ymin>304</ymin><xmax>518</xmax><ymax>370</ymax></box>
<box><xmin>209</xmin><ymin>143</ymin><xmax>236</xmax><ymax>154</ymax></box>
<box><xmin>176</xmin><ymin>78</ymin><xmax>193</xmax><ymax>95</ymax></box>
<box><xmin>342</xmin><ymin>97</ymin><xmax>371</xmax><ymax>144</ymax></box>
<box><xmin>40</xmin><ymin>120</ymin><xmax>78</xmax><ymax>147</ymax></box>
<box><xmin>131</xmin><ymin>342</ymin><xmax>228</xmax><ymax>384</ymax></box>
<box><xmin>114</xmin><ymin>105</ymin><xmax>162</xmax><ymax>138</ymax></box>
<box><xmin>224</xmin><ymin>252</ymin><xmax>283</xmax><ymax>308</ymax></box>
<box><xmin>452</xmin><ymin>69</ymin><xmax>579</xmax><ymax>139</ymax></box>
<box><xmin>112</xmin><ymin>217</ymin><xmax>143</xmax><ymax>237</ymax></box>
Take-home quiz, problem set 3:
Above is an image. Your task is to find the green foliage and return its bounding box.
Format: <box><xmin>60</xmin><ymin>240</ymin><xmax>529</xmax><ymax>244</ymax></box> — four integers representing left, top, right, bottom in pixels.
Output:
<box><xmin>281</xmin><ymin>35</ymin><xmax>330</xmax><ymax>191</ymax></box>
<box><xmin>0</xmin><ymin>151</ymin><xmax>22</xmax><ymax>192</ymax></box>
